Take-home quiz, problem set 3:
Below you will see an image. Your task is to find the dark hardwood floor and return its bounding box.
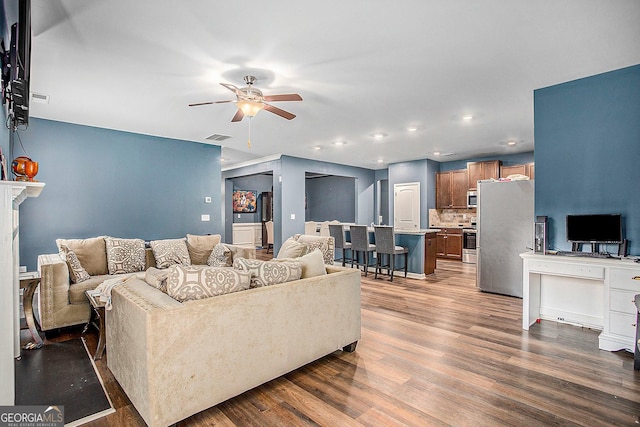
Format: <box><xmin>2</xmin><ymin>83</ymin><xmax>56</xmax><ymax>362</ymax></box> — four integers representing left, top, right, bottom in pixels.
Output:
<box><xmin>31</xmin><ymin>251</ymin><xmax>640</xmax><ymax>426</ymax></box>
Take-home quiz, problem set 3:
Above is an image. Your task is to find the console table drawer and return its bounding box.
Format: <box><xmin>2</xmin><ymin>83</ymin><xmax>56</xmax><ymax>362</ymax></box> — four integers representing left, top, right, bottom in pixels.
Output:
<box><xmin>610</xmin><ymin>290</ymin><xmax>637</xmax><ymax>315</ymax></box>
<box><xmin>609</xmin><ymin>311</ymin><xmax>636</xmax><ymax>338</ymax></box>
<box><xmin>526</xmin><ymin>260</ymin><xmax>604</xmax><ymax>280</ymax></box>
<box><xmin>609</xmin><ymin>268</ymin><xmax>640</xmax><ymax>291</ymax></box>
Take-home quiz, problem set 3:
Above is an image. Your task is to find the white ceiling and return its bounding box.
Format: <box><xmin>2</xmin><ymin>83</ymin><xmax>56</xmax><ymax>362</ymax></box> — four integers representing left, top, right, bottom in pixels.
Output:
<box><xmin>28</xmin><ymin>0</ymin><xmax>640</xmax><ymax>169</ymax></box>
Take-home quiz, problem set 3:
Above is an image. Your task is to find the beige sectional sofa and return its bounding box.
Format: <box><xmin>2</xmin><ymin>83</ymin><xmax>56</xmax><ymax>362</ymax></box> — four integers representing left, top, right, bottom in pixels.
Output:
<box><xmin>106</xmin><ymin>264</ymin><xmax>361</xmax><ymax>427</ymax></box>
<box><xmin>36</xmin><ymin>235</ymin><xmax>255</xmax><ymax>331</ymax></box>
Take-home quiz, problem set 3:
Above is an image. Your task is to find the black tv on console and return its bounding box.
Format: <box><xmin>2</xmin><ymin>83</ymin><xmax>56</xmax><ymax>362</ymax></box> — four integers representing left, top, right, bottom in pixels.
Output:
<box><xmin>566</xmin><ymin>214</ymin><xmax>623</xmax><ymax>244</ymax></box>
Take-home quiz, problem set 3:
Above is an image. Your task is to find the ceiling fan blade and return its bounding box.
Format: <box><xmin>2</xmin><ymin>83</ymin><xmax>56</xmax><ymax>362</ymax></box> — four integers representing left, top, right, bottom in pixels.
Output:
<box><xmin>263</xmin><ymin>103</ymin><xmax>296</xmax><ymax>120</ymax></box>
<box><xmin>188</xmin><ymin>100</ymin><xmax>234</xmax><ymax>107</ymax></box>
<box><xmin>231</xmin><ymin>109</ymin><xmax>245</xmax><ymax>122</ymax></box>
<box><xmin>220</xmin><ymin>83</ymin><xmax>243</xmax><ymax>97</ymax></box>
<box><xmin>263</xmin><ymin>94</ymin><xmax>303</xmax><ymax>102</ymax></box>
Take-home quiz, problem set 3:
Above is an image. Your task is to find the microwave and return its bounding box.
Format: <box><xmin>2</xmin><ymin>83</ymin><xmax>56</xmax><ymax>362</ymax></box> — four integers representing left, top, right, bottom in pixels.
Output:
<box><xmin>467</xmin><ymin>191</ymin><xmax>477</xmax><ymax>208</ymax></box>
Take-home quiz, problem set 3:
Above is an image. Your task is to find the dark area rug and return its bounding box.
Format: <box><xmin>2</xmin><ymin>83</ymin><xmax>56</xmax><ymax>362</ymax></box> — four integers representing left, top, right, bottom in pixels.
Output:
<box><xmin>15</xmin><ymin>338</ymin><xmax>114</xmax><ymax>426</ymax></box>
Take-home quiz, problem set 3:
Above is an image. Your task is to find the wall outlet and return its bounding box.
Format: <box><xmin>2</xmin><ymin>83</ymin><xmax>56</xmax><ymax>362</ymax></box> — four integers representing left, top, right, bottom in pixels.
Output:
<box><xmin>201</xmin><ymin>214</ymin><xmax>210</xmax><ymax>221</ymax></box>
<box><xmin>19</xmin><ymin>266</ymin><xmax>27</xmax><ymax>273</ymax></box>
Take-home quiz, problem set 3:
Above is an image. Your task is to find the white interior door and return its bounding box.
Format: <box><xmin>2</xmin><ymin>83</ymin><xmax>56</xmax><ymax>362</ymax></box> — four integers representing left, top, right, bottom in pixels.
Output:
<box><xmin>394</xmin><ymin>182</ymin><xmax>420</xmax><ymax>230</ymax></box>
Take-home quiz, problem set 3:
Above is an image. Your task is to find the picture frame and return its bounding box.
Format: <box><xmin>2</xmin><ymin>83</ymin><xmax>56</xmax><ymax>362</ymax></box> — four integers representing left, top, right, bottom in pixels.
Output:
<box><xmin>232</xmin><ymin>190</ymin><xmax>257</xmax><ymax>213</ymax></box>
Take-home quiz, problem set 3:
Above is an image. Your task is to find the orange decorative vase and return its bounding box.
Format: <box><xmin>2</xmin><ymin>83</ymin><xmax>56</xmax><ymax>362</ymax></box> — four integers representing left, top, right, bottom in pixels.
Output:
<box><xmin>11</xmin><ymin>156</ymin><xmax>39</xmax><ymax>182</ymax></box>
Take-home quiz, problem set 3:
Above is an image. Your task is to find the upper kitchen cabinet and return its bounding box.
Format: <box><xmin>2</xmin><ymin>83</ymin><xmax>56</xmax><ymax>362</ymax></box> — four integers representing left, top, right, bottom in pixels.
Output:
<box><xmin>467</xmin><ymin>160</ymin><xmax>501</xmax><ymax>190</ymax></box>
<box><xmin>500</xmin><ymin>162</ymin><xmax>535</xmax><ymax>179</ymax></box>
<box><xmin>436</xmin><ymin>169</ymin><xmax>467</xmax><ymax>209</ymax></box>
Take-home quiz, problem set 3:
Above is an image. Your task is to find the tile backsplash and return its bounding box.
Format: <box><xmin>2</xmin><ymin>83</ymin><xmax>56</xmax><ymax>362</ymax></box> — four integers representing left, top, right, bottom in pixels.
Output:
<box><xmin>429</xmin><ymin>209</ymin><xmax>476</xmax><ymax>228</ymax></box>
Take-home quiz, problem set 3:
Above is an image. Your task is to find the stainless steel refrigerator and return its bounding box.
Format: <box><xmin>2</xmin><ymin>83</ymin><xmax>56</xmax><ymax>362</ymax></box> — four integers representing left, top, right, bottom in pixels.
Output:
<box><xmin>476</xmin><ymin>179</ymin><xmax>534</xmax><ymax>297</ymax></box>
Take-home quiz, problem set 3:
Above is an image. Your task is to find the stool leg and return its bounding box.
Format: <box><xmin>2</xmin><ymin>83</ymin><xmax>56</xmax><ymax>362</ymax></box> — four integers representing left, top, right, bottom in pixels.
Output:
<box><xmin>374</xmin><ymin>253</ymin><xmax>380</xmax><ymax>279</ymax></box>
<box><xmin>390</xmin><ymin>254</ymin><xmax>395</xmax><ymax>282</ymax></box>
<box><xmin>404</xmin><ymin>252</ymin><xmax>408</xmax><ymax>278</ymax></box>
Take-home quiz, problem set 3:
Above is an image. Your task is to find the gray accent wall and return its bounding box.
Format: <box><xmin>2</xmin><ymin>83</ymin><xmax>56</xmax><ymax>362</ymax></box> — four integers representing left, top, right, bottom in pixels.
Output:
<box><xmin>305</xmin><ymin>175</ymin><xmax>356</xmax><ymax>222</ymax></box>
<box><xmin>534</xmin><ymin>64</ymin><xmax>640</xmax><ymax>255</ymax></box>
<box><xmin>17</xmin><ymin>118</ymin><xmax>222</xmax><ymax>269</ymax></box>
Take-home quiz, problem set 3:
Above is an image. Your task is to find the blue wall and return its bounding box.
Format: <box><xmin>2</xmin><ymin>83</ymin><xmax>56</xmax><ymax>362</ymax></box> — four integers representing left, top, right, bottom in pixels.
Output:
<box><xmin>534</xmin><ymin>64</ymin><xmax>640</xmax><ymax>255</ymax></box>
<box><xmin>18</xmin><ymin>118</ymin><xmax>222</xmax><ymax>269</ymax></box>
<box><xmin>305</xmin><ymin>175</ymin><xmax>356</xmax><ymax>222</ymax></box>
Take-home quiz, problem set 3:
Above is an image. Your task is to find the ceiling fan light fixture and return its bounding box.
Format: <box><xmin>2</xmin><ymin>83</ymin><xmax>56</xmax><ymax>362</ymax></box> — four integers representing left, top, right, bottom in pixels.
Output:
<box><xmin>236</xmin><ymin>100</ymin><xmax>264</xmax><ymax>117</ymax></box>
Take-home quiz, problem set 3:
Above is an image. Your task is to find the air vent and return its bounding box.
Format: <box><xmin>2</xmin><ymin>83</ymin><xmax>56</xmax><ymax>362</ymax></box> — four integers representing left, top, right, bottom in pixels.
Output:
<box><xmin>31</xmin><ymin>93</ymin><xmax>49</xmax><ymax>104</ymax></box>
<box><xmin>441</xmin><ymin>153</ymin><xmax>455</xmax><ymax>157</ymax></box>
<box><xmin>205</xmin><ymin>133</ymin><xmax>232</xmax><ymax>142</ymax></box>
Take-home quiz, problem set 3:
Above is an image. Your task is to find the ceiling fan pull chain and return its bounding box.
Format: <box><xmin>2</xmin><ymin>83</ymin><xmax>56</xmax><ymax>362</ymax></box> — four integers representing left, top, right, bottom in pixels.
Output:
<box><xmin>247</xmin><ymin>117</ymin><xmax>252</xmax><ymax>148</ymax></box>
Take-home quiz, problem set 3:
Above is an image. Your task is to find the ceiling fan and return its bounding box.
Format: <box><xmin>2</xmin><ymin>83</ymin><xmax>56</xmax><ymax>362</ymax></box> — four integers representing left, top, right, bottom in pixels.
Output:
<box><xmin>189</xmin><ymin>75</ymin><xmax>303</xmax><ymax>122</ymax></box>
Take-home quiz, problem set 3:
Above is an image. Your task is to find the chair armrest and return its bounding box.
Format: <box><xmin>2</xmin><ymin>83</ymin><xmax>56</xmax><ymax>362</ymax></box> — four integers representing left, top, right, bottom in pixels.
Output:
<box><xmin>37</xmin><ymin>254</ymin><xmax>73</xmax><ymax>330</ymax></box>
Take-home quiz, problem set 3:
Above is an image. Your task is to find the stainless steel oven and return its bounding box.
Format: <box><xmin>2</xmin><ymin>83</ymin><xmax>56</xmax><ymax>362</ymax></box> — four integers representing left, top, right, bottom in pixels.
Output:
<box><xmin>462</xmin><ymin>229</ymin><xmax>476</xmax><ymax>264</ymax></box>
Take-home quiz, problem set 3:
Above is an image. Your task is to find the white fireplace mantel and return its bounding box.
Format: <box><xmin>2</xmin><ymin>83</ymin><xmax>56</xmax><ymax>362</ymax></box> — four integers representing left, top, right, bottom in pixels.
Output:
<box><xmin>0</xmin><ymin>180</ymin><xmax>45</xmax><ymax>405</ymax></box>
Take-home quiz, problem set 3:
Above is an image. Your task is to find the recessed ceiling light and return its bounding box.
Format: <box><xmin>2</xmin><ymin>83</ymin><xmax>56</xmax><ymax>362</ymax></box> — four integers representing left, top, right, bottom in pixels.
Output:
<box><xmin>313</xmin><ymin>146</ymin><xmax>322</xmax><ymax>150</ymax></box>
<box><xmin>462</xmin><ymin>115</ymin><xmax>473</xmax><ymax>121</ymax></box>
<box><xmin>372</xmin><ymin>133</ymin><xmax>386</xmax><ymax>140</ymax></box>
<box><xmin>333</xmin><ymin>140</ymin><xmax>345</xmax><ymax>146</ymax></box>
<box><xmin>433</xmin><ymin>151</ymin><xmax>441</xmax><ymax>156</ymax></box>
<box><xmin>377</xmin><ymin>159</ymin><xmax>384</xmax><ymax>163</ymax></box>
<box><xmin>407</xmin><ymin>126</ymin><xmax>418</xmax><ymax>132</ymax></box>
<box><xmin>506</xmin><ymin>140</ymin><xmax>517</xmax><ymax>146</ymax></box>
<box><xmin>220</xmin><ymin>157</ymin><xmax>226</xmax><ymax>162</ymax></box>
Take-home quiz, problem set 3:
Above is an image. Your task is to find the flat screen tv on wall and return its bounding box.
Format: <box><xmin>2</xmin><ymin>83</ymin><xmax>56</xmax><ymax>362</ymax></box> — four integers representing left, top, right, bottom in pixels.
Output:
<box><xmin>232</xmin><ymin>190</ymin><xmax>257</xmax><ymax>213</ymax></box>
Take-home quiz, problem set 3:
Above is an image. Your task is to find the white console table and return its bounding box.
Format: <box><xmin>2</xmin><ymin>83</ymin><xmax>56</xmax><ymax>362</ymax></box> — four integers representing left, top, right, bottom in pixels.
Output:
<box><xmin>1</xmin><ymin>181</ymin><xmax>45</xmax><ymax>405</ymax></box>
<box><xmin>521</xmin><ymin>252</ymin><xmax>640</xmax><ymax>352</ymax></box>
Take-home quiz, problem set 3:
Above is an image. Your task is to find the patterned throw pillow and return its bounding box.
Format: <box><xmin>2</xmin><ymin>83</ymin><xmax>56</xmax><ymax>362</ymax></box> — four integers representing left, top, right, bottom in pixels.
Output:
<box><xmin>165</xmin><ymin>265</ymin><xmax>250</xmax><ymax>302</ymax></box>
<box><xmin>59</xmin><ymin>245</ymin><xmax>91</xmax><ymax>283</ymax></box>
<box><xmin>104</xmin><ymin>237</ymin><xmax>146</xmax><ymax>274</ymax></box>
<box><xmin>150</xmin><ymin>238</ymin><xmax>192</xmax><ymax>268</ymax></box>
<box><xmin>293</xmin><ymin>234</ymin><xmax>335</xmax><ymax>265</ymax></box>
<box><xmin>233</xmin><ymin>257</ymin><xmax>303</xmax><ymax>288</ymax></box>
<box><xmin>276</xmin><ymin>237</ymin><xmax>307</xmax><ymax>259</ymax></box>
<box><xmin>207</xmin><ymin>243</ymin><xmax>232</xmax><ymax>267</ymax></box>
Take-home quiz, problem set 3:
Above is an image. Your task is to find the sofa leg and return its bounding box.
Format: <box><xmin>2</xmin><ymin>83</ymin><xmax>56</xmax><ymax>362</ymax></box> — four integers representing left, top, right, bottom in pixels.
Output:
<box><xmin>342</xmin><ymin>341</ymin><xmax>358</xmax><ymax>352</ymax></box>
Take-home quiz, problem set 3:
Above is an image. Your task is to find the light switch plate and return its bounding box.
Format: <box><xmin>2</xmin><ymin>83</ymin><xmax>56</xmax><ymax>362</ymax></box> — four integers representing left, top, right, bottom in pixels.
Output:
<box><xmin>290</xmin><ymin>214</ymin><xmax>295</xmax><ymax>220</ymax></box>
<box><xmin>201</xmin><ymin>214</ymin><xmax>210</xmax><ymax>221</ymax></box>
<box><xmin>204</xmin><ymin>197</ymin><xmax>212</xmax><ymax>203</ymax></box>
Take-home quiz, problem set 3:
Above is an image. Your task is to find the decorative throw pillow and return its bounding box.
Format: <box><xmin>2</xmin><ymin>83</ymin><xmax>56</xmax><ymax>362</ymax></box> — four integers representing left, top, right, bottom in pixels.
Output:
<box><xmin>145</xmin><ymin>267</ymin><xmax>169</xmax><ymax>293</ymax></box>
<box><xmin>55</xmin><ymin>236</ymin><xmax>108</xmax><ymax>276</ymax></box>
<box><xmin>150</xmin><ymin>238</ymin><xmax>191</xmax><ymax>268</ymax></box>
<box><xmin>207</xmin><ymin>243</ymin><xmax>232</xmax><ymax>267</ymax></box>
<box><xmin>104</xmin><ymin>237</ymin><xmax>146</xmax><ymax>274</ymax></box>
<box><xmin>276</xmin><ymin>249</ymin><xmax>327</xmax><ymax>279</ymax></box>
<box><xmin>233</xmin><ymin>257</ymin><xmax>303</xmax><ymax>288</ymax></box>
<box><xmin>293</xmin><ymin>234</ymin><xmax>335</xmax><ymax>265</ymax></box>
<box><xmin>165</xmin><ymin>265</ymin><xmax>250</xmax><ymax>302</ymax></box>
<box><xmin>276</xmin><ymin>237</ymin><xmax>307</xmax><ymax>259</ymax></box>
<box><xmin>59</xmin><ymin>245</ymin><xmax>91</xmax><ymax>283</ymax></box>
<box><xmin>186</xmin><ymin>234</ymin><xmax>221</xmax><ymax>265</ymax></box>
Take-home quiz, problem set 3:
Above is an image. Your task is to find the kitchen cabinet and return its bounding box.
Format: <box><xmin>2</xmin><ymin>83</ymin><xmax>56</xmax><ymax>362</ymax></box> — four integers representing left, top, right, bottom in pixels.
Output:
<box><xmin>424</xmin><ymin>232</ymin><xmax>437</xmax><ymax>274</ymax></box>
<box><xmin>436</xmin><ymin>169</ymin><xmax>467</xmax><ymax>209</ymax></box>
<box><xmin>467</xmin><ymin>160</ymin><xmax>501</xmax><ymax>190</ymax></box>
<box><xmin>500</xmin><ymin>162</ymin><xmax>535</xmax><ymax>179</ymax></box>
<box><xmin>436</xmin><ymin>228</ymin><xmax>463</xmax><ymax>260</ymax></box>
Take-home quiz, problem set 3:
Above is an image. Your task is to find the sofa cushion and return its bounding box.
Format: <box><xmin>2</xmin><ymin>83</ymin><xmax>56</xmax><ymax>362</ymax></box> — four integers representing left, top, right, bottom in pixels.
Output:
<box><xmin>207</xmin><ymin>243</ymin><xmax>232</xmax><ymax>267</ymax></box>
<box><xmin>165</xmin><ymin>265</ymin><xmax>251</xmax><ymax>302</ymax></box>
<box><xmin>59</xmin><ymin>245</ymin><xmax>91</xmax><ymax>283</ymax></box>
<box><xmin>56</xmin><ymin>236</ymin><xmax>108</xmax><ymax>276</ymax></box>
<box><xmin>68</xmin><ymin>274</ymin><xmax>113</xmax><ymax>304</ymax></box>
<box><xmin>276</xmin><ymin>237</ymin><xmax>307</xmax><ymax>259</ymax></box>
<box><xmin>276</xmin><ymin>249</ymin><xmax>327</xmax><ymax>279</ymax></box>
<box><xmin>186</xmin><ymin>234</ymin><xmax>221</xmax><ymax>265</ymax></box>
<box><xmin>144</xmin><ymin>267</ymin><xmax>169</xmax><ymax>293</ymax></box>
<box><xmin>105</xmin><ymin>237</ymin><xmax>146</xmax><ymax>274</ymax></box>
<box><xmin>150</xmin><ymin>238</ymin><xmax>192</xmax><ymax>268</ymax></box>
<box><xmin>233</xmin><ymin>257</ymin><xmax>303</xmax><ymax>288</ymax></box>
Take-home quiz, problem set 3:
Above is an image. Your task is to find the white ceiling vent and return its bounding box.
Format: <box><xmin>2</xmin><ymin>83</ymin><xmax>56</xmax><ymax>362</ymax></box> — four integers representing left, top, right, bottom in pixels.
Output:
<box><xmin>31</xmin><ymin>92</ymin><xmax>50</xmax><ymax>104</ymax></box>
<box><xmin>205</xmin><ymin>133</ymin><xmax>232</xmax><ymax>142</ymax></box>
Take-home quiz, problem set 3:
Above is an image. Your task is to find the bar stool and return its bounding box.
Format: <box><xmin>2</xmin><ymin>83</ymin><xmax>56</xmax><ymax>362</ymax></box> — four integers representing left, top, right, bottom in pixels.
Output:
<box><xmin>373</xmin><ymin>226</ymin><xmax>408</xmax><ymax>282</ymax></box>
<box><xmin>349</xmin><ymin>225</ymin><xmax>376</xmax><ymax>276</ymax></box>
<box><xmin>329</xmin><ymin>224</ymin><xmax>352</xmax><ymax>267</ymax></box>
